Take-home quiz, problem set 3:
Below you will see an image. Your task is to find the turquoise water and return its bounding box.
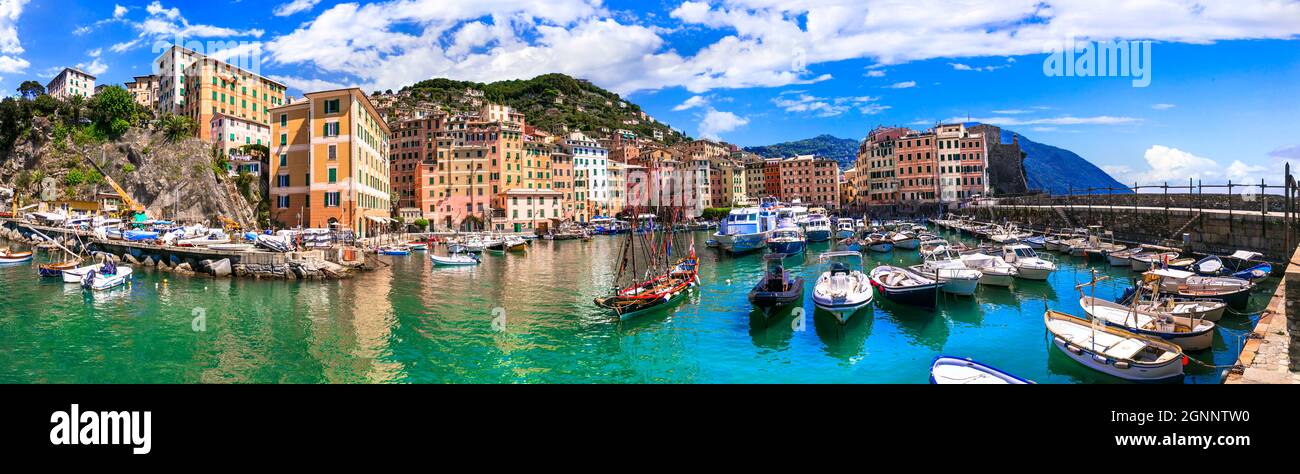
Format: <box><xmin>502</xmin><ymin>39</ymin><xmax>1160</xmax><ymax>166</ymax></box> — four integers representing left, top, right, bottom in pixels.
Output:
<box><xmin>0</xmin><ymin>230</ymin><xmax>1271</xmax><ymax>383</ymax></box>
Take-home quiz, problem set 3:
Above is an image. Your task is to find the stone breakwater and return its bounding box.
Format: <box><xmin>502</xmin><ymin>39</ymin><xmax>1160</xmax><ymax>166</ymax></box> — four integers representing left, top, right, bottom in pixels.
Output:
<box><xmin>2</xmin><ymin>221</ymin><xmax>366</xmax><ymax>281</ymax></box>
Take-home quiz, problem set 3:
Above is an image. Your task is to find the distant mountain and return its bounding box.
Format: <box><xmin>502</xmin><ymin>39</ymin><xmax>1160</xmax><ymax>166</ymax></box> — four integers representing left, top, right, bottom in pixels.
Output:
<box><xmin>743</xmin><ymin>134</ymin><xmax>858</xmax><ymax>169</ymax></box>
<box><xmin>996</xmin><ymin>128</ymin><xmax>1130</xmax><ymax>195</ymax></box>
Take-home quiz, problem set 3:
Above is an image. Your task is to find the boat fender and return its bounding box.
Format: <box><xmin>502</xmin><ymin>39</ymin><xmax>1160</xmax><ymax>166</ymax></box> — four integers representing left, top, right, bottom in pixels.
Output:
<box><xmin>1114</xmin><ymin>361</ymin><xmax>1130</xmax><ymax>370</ymax></box>
<box><xmin>1066</xmin><ymin>343</ymin><xmax>1082</xmax><ymax>355</ymax></box>
<box><xmin>1092</xmin><ymin>354</ymin><xmax>1108</xmax><ymax>365</ymax></box>
<box><xmin>664</xmin><ymin>295</ymin><xmax>671</xmax><ymax>303</ymax></box>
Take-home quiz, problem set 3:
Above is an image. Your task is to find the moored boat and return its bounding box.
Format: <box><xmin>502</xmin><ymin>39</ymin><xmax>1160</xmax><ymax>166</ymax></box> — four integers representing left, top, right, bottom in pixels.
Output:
<box><xmin>865</xmin><ymin>233</ymin><xmax>894</xmax><ymax>253</ymax></box>
<box><xmin>891</xmin><ymin>232</ymin><xmax>921</xmax><ymax>250</ymax></box>
<box><xmin>79</xmin><ymin>259</ymin><xmax>133</xmax><ymax>291</ymax></box>
<box><xmin>909</xmin><ymin>248</ymin><xmax>981</xmax><ymax>296</ymax></box>
<box><xmin>959</xmin><ymin>252</ymin><xmax>1017</xmax><ymax>287</ymax></box>
<box><xmin>749</xmin><ymin>254</ymin><xmax>805</xmax><ymax>318</ymax></box>
<box><xmin>813</xmin><ymin>251</ymin><xmax>874</xmax><ymax>323</ymax></box>
<box><xmin>1147</xmin><ymin>268</ymin><xmax>1253</xmax><ymax>309</ymax></box>
<box><xmin>1080</xmin><ymin>295</ymin><xmax>1215</xmax><ymax>351</ymax></box>
<box><xmin>929</xmin><ymin>356</ymin><xmax>1033</xmax><ymax>384</ymax></box>
<box><xmin>804</xmin><ymin>215</ymin><xmax>833</xmax><ymax>242</ymax></box>
<box><xmin>0</xmin><ymin>248</ymin><xmax>34</xmax><ymax>264</ymax></box>
<box><xmin>1044</xmin><ymin>309</ymin><xmax>1185</xmax><ymax>383</ymax></box>
<box><xmin>765</xmin><ymin>219</ymin><xmax>806</xmax><ymax>256</ymax></box>
<box><xmin>1002</xmin><ymin>244</ymin><xmax>1056</xmax><ymax>280</ymax></box>
<box><xmin>430</xmin><ymin>252</ymin><xmax>480</xmax><ymax>266</ymax></box>
<box><xmin>869</xmin><ymin>265</ymin><xmax>941</xmax><ymax>309</ymax></box>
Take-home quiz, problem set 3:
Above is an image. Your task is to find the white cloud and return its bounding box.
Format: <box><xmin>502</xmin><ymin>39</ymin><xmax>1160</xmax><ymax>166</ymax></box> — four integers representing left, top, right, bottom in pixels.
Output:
<box><xmin>77</xmin><ymin>58</ymin><xmax>108</xmax><ymax>76</ymax></box>
<box><xmin>274</xmin><ymin>0</ymin><xmax>322</xmax><ymax>17</ymax></box>
<box><xmin>1118</xmin><ymin>145</ymin><xmax>1273</xmax><ymax>186</ymax></box>
<box><xmin>992</xmin><ymin>109</ymin><xmax>1032</xmax><ymax>114</ymax></box>
<box><xmin>772</xmin><ymin>92</ymin><xmax>888</xmax><ymax>117</ymax></box>
<box><xmin>266</xmin><ymin>74</ymin><xmax>352</xmax><ymax>93</ymax></box>
<box><xmin>110</xmin><ymin>39</ymin><xmax>141</xmax><ymax>53</ymax></box>
<box><xmin>0</xmin><ymin>0</ymin><xmax>28</xmax><ymax>74</ymax></box>
<box><xmin>1151</xmin><ymin>103</ymin><xmax>1176</xmax><ymax>110</ymax></box>
<box><xmin>673</xmin><ymin>95</ymin><xmax>709</xmax><ymax>111</ymax></box>
<box><xmin>88</xmin><ymin>1</ymin><xmax>265</xmax><ymax>54</ymax></box>
<box><xmin>954</xmin><ymin>115</ymin><xmax>1141</xmax><ymax>126</ymax></box>
<box><xmin>256</xmin><ymin>0</ymin><xmax>1300</xmax><ymax>96</ymax></box>
<box><xmin>949</xmin><ymin>62</ymin><xmax>1008</xmax><ymax>72</ymax></box>
<box><xmin>113</xmin><ymin>4</ymin><xmax>128</xmax><ymax>19</ymax></box>
<box><xmin>884</xmin><ymin>81</ymin><xmax>916</xmax><ymax>89</ymax></box>
<box><xmin>864</xmin><ymin>69</ymin><xmax>886</xmax><ymax>77</ymax></box>
<box><xmin>699</xmin><ymin>108</ymin><xmax>749</xmax><ymax>140</ymax></box>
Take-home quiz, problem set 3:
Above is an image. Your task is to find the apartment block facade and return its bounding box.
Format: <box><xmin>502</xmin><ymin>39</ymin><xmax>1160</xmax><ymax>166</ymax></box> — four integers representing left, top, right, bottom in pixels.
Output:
<box><xmin>155</xmin><ymin>46</ymin><xmax>287</xmax><ymax>141</ymax></box>
<box><xmin>777</xmin><ymin>155</ymin><xmax>841</xmax><ymax>209</ymax></box>
<box><xmin>268</xmin><ymin>88</ymin><xmax>391</xmax><ymax>237</ymax></box>
<box><xmin>46</xmin><ymin>67</ymin><xmax>96</xmax><ymax>99</ymax></box>
<box><xmin>210</xmin><ymin>113</ymin><xmax>270</xmax><ymax>157</ymax></box>
<box><xmin>124</xmin><ymin>75</ymin><xmax>159</xmax><ymax>107</ymax></box>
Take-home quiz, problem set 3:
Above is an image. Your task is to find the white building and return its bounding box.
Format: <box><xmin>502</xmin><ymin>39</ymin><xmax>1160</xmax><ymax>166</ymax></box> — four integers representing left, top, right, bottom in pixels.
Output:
<box><xmin>211</xmin><ymin>113</ymin><xmax>271</xmax><ymax>157</ymax></box>
<box><xmin>564</xmin><ymin>131</ymin><xmax>609</xmax><ymax>222</ymax></box>
<box><xmin>46</xmin><ymin>68</ymin><xmax>96</xmax><ymax>99</ymax></box>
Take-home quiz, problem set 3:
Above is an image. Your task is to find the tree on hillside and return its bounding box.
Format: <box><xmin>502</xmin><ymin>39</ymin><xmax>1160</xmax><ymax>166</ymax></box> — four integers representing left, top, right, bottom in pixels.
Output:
<box><xmin>17</xmin><ymin>81</ymin><xmax>45</xmax><ymax>100</ymax></box>
<box><xmin>89</xmin><ymin>86</ymin><xmax>136</xmax><ymax>138</ymax></box>
<box><xmin>160</xmin><ymin>114</ymin><xmax>196</xmax><ymax>143</ymax></box>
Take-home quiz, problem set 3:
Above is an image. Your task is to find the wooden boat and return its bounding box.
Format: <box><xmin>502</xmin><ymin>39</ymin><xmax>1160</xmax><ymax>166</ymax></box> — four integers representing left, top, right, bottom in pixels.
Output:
<box><xmin>749</xmin><ymin>254</ymin><xmax>804</xmax><ymax>318</ymax></box>
<box><xmin>865</xmin><ymin>233</ymin><xmax>894</xmax><ymax>252</ymax></box>
<box><xmin>1107</xmin><ymin>247</ymin><xmax>1141</xmax><ymax>266</ymax></box>
<box><xmin>0</xmin><ymin>248</ymin><xmax>33</xmax><ymax>264</ymax></box>
<box><xmin>1044</xmin><ymin>309</ymin><xmax>1184</xmax><ymax>383</ymax></box>
<box><xmin>1080</xmin><ymin>296</ymin><xmax>1215</xmax><ymax>351</ymax></box>
<box><xmin>869</xmin><ymin>265</ymin><xmax>940</xmax><ymax>309</ymax></box>
<box><xmin>1116</xmin><ymin>287</ymin><xmax>1227</xmax><ymax>322</ymax></box>
<box><xmin>430</xmin><ymin>252</ymin><xmax>480</xmax><ymax>266</ymax></box>
<box><xmin>930</xmin><ymin>356</ymin><xmax>1033</xmax><ymax>384</ymax></box>
<box><xmin>891</xmin><ymin>231</ymin><xmax>921</xmax><ymax>250</ymax></box>
<box><xmin>38</xmin><ymin>258</ymin><xmax>82</xmax><ymax>277</ymax></box>
<box><xmin>595</xmin><ymin>212</ymin><xmax>700</xmax><ymax>320</ymax></box>
<box><xmin>909</xmin><ymin>248</ymin><xmax>981</xmax><ymax>296</ymax></box>
<box><xmin>1130</xmin><ymin>251</ymin><xmax>1179</xmax><ymax>271</ymax></box>
<box><xmin>503</xmin><ymin>236</ymin><xmax>528</xmax><ymax>253</ymax></box>
<box><xmin>813</xmin><ymin>251</ymin><xmax>873</xmax><ymax>323</ymax></box>
<box><xmin>1147</xmin><ymin>268</ymin><xmax>1253</xmax><ymax>309</ymax></box>
<box><xmin>959</xmin><ymin>253</ymin><xmax>1017</xmax><ymax>287</ymax></box>
<box><xmin>1002</xmin><ymin>244</ymin><xmax>1056</xmax><ymax>280</ymax></box>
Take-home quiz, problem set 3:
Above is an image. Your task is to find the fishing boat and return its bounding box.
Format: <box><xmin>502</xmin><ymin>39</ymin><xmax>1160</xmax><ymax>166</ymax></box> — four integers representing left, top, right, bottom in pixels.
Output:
<box><xmin>812</xmin><ymin>251</ymin><xmax>874</xmax><ymax>323</ymax></box>
<box><xmin>959</xmin><ymin>252</ymin><xmax>1017</xmax><ymax>287</ymax></box>
<box><xmin>1044</xmin><ymin>309</ymin><xmax>1185</xmax><ymax>383</ymax></box>
<box><xmin>835</xmin><ymin>237</ymin><xmax>862</xmax><ymax>252</ymax></box>
<box><xmin>918</xmin><ymin>238</ymin><xmax>950</xmax><ymax>258</ymax></box>
<box><xmin>869</xmin><ymin>265</ymin><xmax>941</xmax><ymax>309</ymax></box>
<box><xmin>1130</xmin><ymin>250</ymin><xmax>1180</xmax><ymax>271</ymax></box>
<box><xmin>0</xmin><ymin>248</ymin><xmax>33</xmax><ymax>264</ymax></box>
<box><xmin>430</xmin><ymin>252</ymin><xmax>480</xmax><ymax>266</ymax></box>
<box><xmin>804</xmin><ymin>215</ymin><xmax>833</xmax><ymax>242</ymax></box>
<box><xmin>909</xmin><ymin>248</ymin><xmax>981</xmax><ymax>296</ymax></box>
<box><xmin>503</xmin><ymin>236</ymin><xmax>529</xmax><ymax>253</ymax></box>
<box><xmin>749</xmin><ymin>254</ymin><xmax>804</xmax><ymax>318</ymax></box>
<box><xmin>765</xmin><ymin>219</ymin><xmax>806</xmax><ymax>256</ymax></box>
<box><xmin>891</xmin><ymin>231</ymin><xmax>921</xmax><ymax>250</ymax></box>
<box><xmin>712</xmin><ymin>203</ymin><xmax>778</xmax><ymax>254</ymax></box>
<box><xmin>378</xmin><ymin>245</ymin><xmax>411</xmax><ymax>256</ymax></box>
<box><xmin>1078</xmin><ymin>273</ymin><xmax>1215</xmax><ymax>351</ymax></box>
<box><xmin>929</xmin><ymin>356</ymin><xmax>1033</xmax><ymax>384</ymax></box>
<box><xmin>865</xmin><ymin>233</ymin><xmax>894</xmax><ymax>253</ymax></box>
<box><xmin>79</xmin><ymin>259</ymin><xmax>133</xmax><ymax>291</ymax></box>
<box><xmin>1116</xmin><ymin>287</ymin><xmax>1227</xmax><ymax>322</ymax></box>
<box><xmin>595</xmin><ymin>212</ymin><xmax>700</xmax><ymax>320</ymax></box>
<box><xmin>834</xmin><ymin>218</ymin><xmax>857</xmax><ymax>239</ymax></box>
<box><xmin>1146</xmin><ymin>268</ymin><xmax>1253</xmax><ymax>309</ymax></box>
<box><xmin>1002</xmin><ymin>244</ymin><xmax>1056</xmax><ymax>280</ymax></box>
<box><xmin>38</xmin><ymin>259</ymin><xmax>82</xmax><ymax>277</ymax></box>
<box><xmin>1193</xmin><ymin>251</ymin><xmax>1272</xmax><ymax>283</ymax></box>
<box><xmin>1107</xmin><ymin>247</ymin><xmax>1141</xmax><ymax>266</ymax></box>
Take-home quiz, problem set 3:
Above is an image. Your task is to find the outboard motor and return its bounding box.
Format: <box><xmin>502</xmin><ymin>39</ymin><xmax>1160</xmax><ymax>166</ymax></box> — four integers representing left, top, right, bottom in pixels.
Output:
<box><xmin>81</xmin><ymin>269</ymin><xmax>95</xmax><ymax>290</ymax></box>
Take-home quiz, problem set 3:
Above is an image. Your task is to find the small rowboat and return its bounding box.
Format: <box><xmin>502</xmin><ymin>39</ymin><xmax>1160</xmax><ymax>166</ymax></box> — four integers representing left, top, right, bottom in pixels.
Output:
<box><xmin>0</xmin><ymin>248</ymin><xmax>34</xmax><ymax>264</ymax></box>
<box><xmin>407</xmin><ymin>242</ymin><xmax>429</xmax><ymax>251</ymax></box>
<box><xmin>38</xmin><ymin>259</ymin><xmax>83</xmax><ymax>277</ymax></box>
<box><xmin>1045</xmin><ymin>309</ymin><xmax>1185</xmax><ymax>383</ymax></box>
<box><xmin>379</xmin><ymin>246</ymin><xmax>411</xmax><ymax>256</ymax></box>
<box><xmin>930</xmin><ymin>356</ymin><xmax>1033</xmax><ymax>384</ymax></box>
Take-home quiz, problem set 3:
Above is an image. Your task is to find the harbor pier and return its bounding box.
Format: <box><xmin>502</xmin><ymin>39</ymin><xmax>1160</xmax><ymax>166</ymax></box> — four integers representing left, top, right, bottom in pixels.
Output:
<box><xmin>1227</xmin><ymin>245</ymin><xmax>1300</xmax><ymax>384</ymax></box>
<box><xmin>1</xmin><ymin>218</ymin><xmax>368</xmax><ymax>280</ymax></box>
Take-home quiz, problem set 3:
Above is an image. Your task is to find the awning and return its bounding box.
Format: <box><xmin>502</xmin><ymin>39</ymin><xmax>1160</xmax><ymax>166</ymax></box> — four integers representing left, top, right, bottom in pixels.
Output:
<box><xmin>366</xmin><ymin>216</ymin><xmax>391</xmax><ymax>224</ymax></box>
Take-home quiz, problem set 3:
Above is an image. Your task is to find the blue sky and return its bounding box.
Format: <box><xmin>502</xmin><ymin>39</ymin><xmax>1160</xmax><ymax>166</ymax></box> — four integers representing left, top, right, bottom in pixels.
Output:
<box><xmin>2</xmin><ymin>0</ymin><xmax>1299</xmax><ymax>185</ymax></box>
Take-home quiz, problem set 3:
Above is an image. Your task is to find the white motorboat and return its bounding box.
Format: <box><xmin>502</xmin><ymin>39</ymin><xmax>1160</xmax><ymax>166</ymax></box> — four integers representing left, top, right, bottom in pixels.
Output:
<box><xmin>62</xmin><ymin>263</ymin><xmax>103</xmax><ymax>283</ymax></box>
<box><xmin>812</xmin><ymin>251</ymin><xmax>874</xmax><ymax>324</ymax></box>
<box><xmin>78</xmin><ymin>261</ymin><xmax>133</xmax><ymax>291</ymax></box>
<box><xmin>712</xmin><ymin>204</ymin><xmax>779</xmax><ymax>254</ymax></box>
<box><xmin>431</xmin><ymin>252</ymin><xmax>480</xmax><ymax>266</ymax></box>
<box><xmin>959</xmin><ymin>252</ymin><xmax>1017</xmax><ymax>287</ymax></box>
<box><xmin>1044</xmin><ymin>310</ymin><xmax>1185</xmax><ymax>383</ymax></box>
<box><xmin>909</xmin><ymin>248</ymin><xmax>981</xmax><ymax>296</ymax></box>
<box><xmin>918</xmin><ymin>238</ymin><xmax>949</xmax><ymax>258</ymax></box>
<box><xmin>1002</xmin><ymin>244</ymin><xmax>1056</xmax><ymax>280</ymax></box>
<box><xmin>834</xmin><ymin>218</ymin><xmax>856</xmax><ymax>240</ymax></box>
<box><xmin>1107</xmin><ymin>247</ymin><xmax>1141</xmax><ymax>266</ymax></box>
<box><xmin>891</xmin><ymin>232</ymin><xmax>921</xmax><ymax>250</ymax></box>
<box><xmin>804</xmin><ymin>215</ymin><xmax>834</xmax><ymax>242</ymax></box>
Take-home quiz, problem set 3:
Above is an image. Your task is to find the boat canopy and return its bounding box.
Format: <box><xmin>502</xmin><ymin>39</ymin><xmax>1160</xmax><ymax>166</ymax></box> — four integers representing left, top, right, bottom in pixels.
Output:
<box><xmin>1230</xmin><ymin>250</ymin><xmax>1264</xmax><ymax>261</ymax></box>
<box><xmin>1148</xmin><ymin>268</ymin><xmax>1196</xmax><ymax>279</ymax></box>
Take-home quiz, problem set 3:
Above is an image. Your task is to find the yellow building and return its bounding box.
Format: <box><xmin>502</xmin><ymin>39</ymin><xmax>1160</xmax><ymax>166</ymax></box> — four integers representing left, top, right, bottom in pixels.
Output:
<box><xmin>124</xmin><ymin>75</ymin><xmax>159</xmax><ymax>107</ymax></box>
<box><xmin>154</xmin><ymin>45</ymin><xmax>287</xmax><ymax>141</ymax></box>
<box><xmin>268</xmin><ymin>88</ymin><xmax>391</xmax><ymax>237</ymax></box>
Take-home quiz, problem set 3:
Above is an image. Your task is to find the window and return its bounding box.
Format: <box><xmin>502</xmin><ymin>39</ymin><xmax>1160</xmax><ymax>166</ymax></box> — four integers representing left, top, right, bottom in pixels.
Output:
<box><xmin>277</xmin><ymin>175</ymin><xmax>290</xmax><ymax>187</ymax></box>
<box><xmin>277</xmin><ymin>196</ymin><xmax>289</xmax><ymax>208</ymax></box>
<box><xmin>324</xmin><ymin>192</ymin><xmax>340</xmax><ymax>207</ymax></box>
<box><xmin>328</xmin><ymin>168</ymin><xmax>337</xmax><ymax>183</ymax></box>
<box><xmin>280</xmin><ymin>134</ymin><xmax>287</xmax><ymax>146</ymax></box>
<box><xmin>323</xmin><ymin>122</ymin><xmax>339</xmax><ymax>137</ymax></box>
<box><xmin>328</xmin><ymin>144</ymin><xmax>337</xmax><ymax>160</ymax></box>
<box><xmin>280</xmin><ymin>114</ymin><xmax>287</xmax><ymax>127</ymax></box>
<box><xmin>279</xmin><ymin>154</ymin><xmax>287</xmax><ymax>166</ymax></box>
<box><xmin>323</xmin><ymin>99</ymin><xmax>340</xmax><ymax>114</ymax></box>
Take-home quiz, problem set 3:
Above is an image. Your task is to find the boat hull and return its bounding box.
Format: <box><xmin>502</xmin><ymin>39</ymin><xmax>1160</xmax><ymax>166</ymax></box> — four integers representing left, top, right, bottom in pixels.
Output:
<box><xmin>939</xmin><ymin>277</ymin><xmax>979</xmax><ymax>296</ymax></box>
<box><xmin>430</xmin><ymin>255</ymin><xmax>479</xmax><ymax>266</ymax></box>
<box><xmin>893</xmin><ymin>238</ymin><xmax>921</xmax><ymax>250</ymax></box>
<box><xmin>867</xmin><ymin>242</ymin><xmax>894</xmax><ymax>253</ymax></box>
<box><xmin>766</xmin><ymin>240</ymin><xmax>806</xmax><ymax>256</ymax></box>
<box><xmin>930</xmin><ymin>356</ymin><xmax>1033</xmax><ymax>384</ymax></box>
<box><xmin>978</xmin><ymin>272</ymin><xmax>1015</xmax><ymax>287</ymax></box>
<box><xmin>806</xmin><ymin>229</ymin><xmax>832</xmax><ymax>242</ymax></box>
<box><xmin>715</xmin><ymin>232</ymin><xmax>768</xmax><ymax>254</ymax></box>
<box><xmin>1014</xmin><ymin>265</ymin><xmax>1053</xmax><ymax>280</ymax></box>
<box><xmin>1051</xmin><ymin>336</ymin><xmax>1183</xmax><ymax>383</ymax></box>
<box><xmin>812</xmin><ymin>295</ymin><xmax>872</xmax><ymax>324</ymax></box>
<box><xmin>749</xmin><ymin>279</ymin><xmax>805</xmax><ymax>318</ymax></box>
<box><xmin>873</xmin><ymin>284</ymin><xmax>938</xmax><ymax>309</ymax></box>
<box><xmin>835</xmin><ymin>230</ymin><xmax>855</xmax><ymax>239</ymax></box>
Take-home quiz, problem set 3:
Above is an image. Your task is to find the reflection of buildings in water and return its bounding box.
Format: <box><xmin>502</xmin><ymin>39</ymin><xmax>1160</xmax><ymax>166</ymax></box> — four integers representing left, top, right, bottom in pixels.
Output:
<box><xmin>340</xmin><ymin>265</ymin><xmax>401</xmax><ymax>382</ymax></box>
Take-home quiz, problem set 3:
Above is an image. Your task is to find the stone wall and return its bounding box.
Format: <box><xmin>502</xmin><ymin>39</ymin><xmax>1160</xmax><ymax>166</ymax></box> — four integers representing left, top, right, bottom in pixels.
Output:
<box><xmin>970</xmin><ymin>124</ymin><xmax>1028</xmax><ymax>195</ymax></box>
<box><xmin>995</xmin><ymin>192</ymin><xmax>1287</xmax><ymax>213</ymax></box>
<box><xmin>958</xmin><ymin>204</ymin><xmax>1298</xmax><ymax>262</ymax></box>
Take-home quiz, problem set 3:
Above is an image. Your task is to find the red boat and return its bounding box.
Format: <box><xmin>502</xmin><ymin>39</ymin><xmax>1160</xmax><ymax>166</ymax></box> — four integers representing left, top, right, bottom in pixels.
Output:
<box><xmin>594</xmin><ymin>209</ymin><xmax>700</xmax><ymax>320</ymax></box>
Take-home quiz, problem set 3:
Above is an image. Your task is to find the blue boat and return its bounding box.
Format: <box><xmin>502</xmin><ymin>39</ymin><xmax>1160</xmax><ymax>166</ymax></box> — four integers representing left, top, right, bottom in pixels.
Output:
<box><xmin>1022</xmin><ymin>236</ymin><xmax>1046</xmax><ymax>249</ymax></box>
<box><xmin>929</xmin><ymin>356</ymin><xmax>1033</xmax><ymax>384</ymax></box>
<box><xmin>766</xmin><ymin>219</ymin><xmax>806</xmax><ymax>256</ymax></box>
<box><xmin>834</xmin><ymin>218</ymin><xmax>856</xmax><ymax>239</ymax></box>
<box><xmin>712</xmin><ymin>200</ymin><xmax>779</xmax><ymax>254</ymax></box>
<box><xmin>123</xmin><ymin>230</ymin><xmax>159</xmax><ymax>241</ymax></box>
<box><xmin>804</xmin><ymin>215</ymin><xmax>833</xmax><ymax>242</ymax></box>
<box><xmin>379</xmin><ymin>246</ymin><xmax>411</xmax><ymax>256</ymax></box>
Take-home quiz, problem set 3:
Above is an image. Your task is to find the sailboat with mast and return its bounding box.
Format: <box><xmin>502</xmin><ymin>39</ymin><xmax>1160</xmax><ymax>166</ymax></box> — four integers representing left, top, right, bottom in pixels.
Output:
<box><xmin>594</xmin><ymin>208</ymin><xmax>701</xmax><ymax>320</ymax></box>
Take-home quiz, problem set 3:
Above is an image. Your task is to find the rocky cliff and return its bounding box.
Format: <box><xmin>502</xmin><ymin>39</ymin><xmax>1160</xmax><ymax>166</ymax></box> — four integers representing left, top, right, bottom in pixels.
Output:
<box><xmin>0</xmin><ymin>116</ymin><xmax>259</xmax><ymax>228</ymax></box>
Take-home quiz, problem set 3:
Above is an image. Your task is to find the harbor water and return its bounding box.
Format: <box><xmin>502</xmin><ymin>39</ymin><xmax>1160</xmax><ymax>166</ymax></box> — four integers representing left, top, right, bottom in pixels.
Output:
<box><xmin>0</xmin><ymin>230</ymin><xmax>1274</xmax><ymax>383</ymax></box>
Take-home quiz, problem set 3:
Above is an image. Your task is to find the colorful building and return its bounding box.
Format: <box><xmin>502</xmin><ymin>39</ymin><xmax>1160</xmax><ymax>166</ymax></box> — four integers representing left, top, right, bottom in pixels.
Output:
<box><xmin>494</xmin><ymin>189</ymin><xmax>563</xmax><ymax>233</ymax></box>
<box><xmin>210</xmin><ymin>113</ymin><xmax>270</xmax><ymax>158</ymax></box>
<box><xmin>268</xmin><ymin>88</ymin><xmax>391</xmax><ymax>237</ymax></box>
<box><xmin>895</xmin><ymin>131</ymin><xmax>937</xmax><ymax>202</ymax></box>
<box><xmin>124</xmin><ymin>75</ymin><xmax>159</xmax><ymax>107</ymax></box>
<box><xmin>155</xmin><ymin>45</ymin><xmax>287</xmax><ymax>141</ymax></box>
<box><xmin>777</xmin><ymin>155</ymin><xmax>841</xmax><ymax>209</ymax></box>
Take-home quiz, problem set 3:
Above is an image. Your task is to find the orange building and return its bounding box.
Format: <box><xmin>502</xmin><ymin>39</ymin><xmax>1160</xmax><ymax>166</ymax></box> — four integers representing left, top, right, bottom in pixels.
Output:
<box><xmin>268</xmin><ymin>88</ymin><xmax>391</xmax><ymax>237</ymax></box>
<box><xmin>389</xmin><ymin>115</ymin><xmax>444</xmax><ymax>213</ymax></box>
<box><xmin>895</xmin><ymin>131</ymin><xmax>937</xmax><ymax>202</ymax></box>
<box><xmin>777</xmin><ymin>156</ymin><xmax>841</xmax><ymax>209</ymax></box>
